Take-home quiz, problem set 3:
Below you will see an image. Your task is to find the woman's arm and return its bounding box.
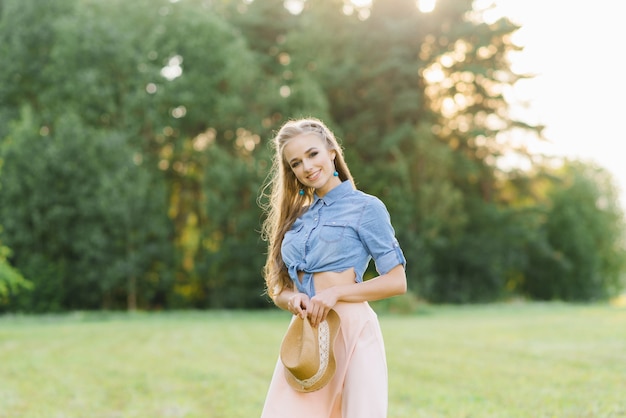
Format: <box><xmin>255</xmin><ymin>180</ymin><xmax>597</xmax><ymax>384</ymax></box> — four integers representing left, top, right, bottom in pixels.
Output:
<box><xmin>334</xmin><ymin>264</ymin><xmax>407</xmax><ymax>302</ymax></box>
<box><xmin>273</xmin><ymin>287</ymin><xmax>310</xmax><ymax>319</ymax></box>
<box><xmin>307</xmin><ymin>264</ymin><xmax>407</xmax><ymax>327</ymax></box>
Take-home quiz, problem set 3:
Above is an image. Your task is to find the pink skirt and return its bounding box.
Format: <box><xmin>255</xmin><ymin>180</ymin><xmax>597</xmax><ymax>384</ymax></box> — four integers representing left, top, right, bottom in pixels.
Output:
<box><xmin>261</xmin><ymin>302</ymin><xmax>388</xmax><ymax>418</ymax></box>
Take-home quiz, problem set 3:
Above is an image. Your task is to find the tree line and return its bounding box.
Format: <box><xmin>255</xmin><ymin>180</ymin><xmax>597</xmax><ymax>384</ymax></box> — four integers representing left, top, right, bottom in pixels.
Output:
<box><xmin>0</xmin><ymin>0</ymin><xmax>624</xmax><ymax>312</ymax></box>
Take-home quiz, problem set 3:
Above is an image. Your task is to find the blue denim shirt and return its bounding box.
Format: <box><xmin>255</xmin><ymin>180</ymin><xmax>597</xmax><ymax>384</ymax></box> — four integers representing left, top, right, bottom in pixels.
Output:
<box><xmin>281</xmin><ymin>180</ymin><xmax>406</xmax><ymax>298</ymax></box>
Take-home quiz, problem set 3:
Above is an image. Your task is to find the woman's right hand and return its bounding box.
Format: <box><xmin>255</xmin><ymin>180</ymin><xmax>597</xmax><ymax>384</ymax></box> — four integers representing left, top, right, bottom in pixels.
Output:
<box><xmin>287</xmin><ymin>293</ymin><xmax>310</xmax><ymax>319</ymax></box>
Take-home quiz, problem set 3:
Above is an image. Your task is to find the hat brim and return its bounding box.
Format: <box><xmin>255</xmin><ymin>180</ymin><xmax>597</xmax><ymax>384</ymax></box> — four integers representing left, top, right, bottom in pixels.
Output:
<box><xmin>281</xmin><ymin>309</ymin><xmax>340</xmax><ymax>392</ymax></box>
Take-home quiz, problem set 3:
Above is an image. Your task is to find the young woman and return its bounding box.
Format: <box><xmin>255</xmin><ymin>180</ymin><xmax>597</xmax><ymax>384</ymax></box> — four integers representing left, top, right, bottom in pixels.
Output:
<box><xmin>260</xmin><ymin>118</ymin><xmax>407</xmax><ymax>418</ymax></box>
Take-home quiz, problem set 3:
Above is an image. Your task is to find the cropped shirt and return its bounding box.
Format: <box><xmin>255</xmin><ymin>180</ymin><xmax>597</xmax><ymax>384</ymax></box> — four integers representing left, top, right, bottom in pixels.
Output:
<box><xmin>281</xmin><ymin>180</ymin><xmax>406</xmax><ymax>298</ymax></box>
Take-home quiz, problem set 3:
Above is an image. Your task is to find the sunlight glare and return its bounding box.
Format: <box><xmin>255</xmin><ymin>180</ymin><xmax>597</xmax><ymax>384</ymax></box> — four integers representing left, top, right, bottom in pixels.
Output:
<box><xmin>279</xmin><ymin>85</ymin><xmax>291</xmax><ymax>97</ymax></box>
<box><xmin>417</xmin><ymin>0</ymin><xmax>436</xmax><ymax>13</ymax></box>
<box><xmin>284</xmin><ymin>0</ymin><xmax>304</xmax><ymax>15</ymax></box>
<box><xmin>193</xmin><ymin>128</ymin><xmax>216</xmax><ymax>152</ymax></box>
<box><xmin>423</xmin><ymin>63</ymin><xmax>445</xmax><ymax>83</ymax></box>
<box><xmin>171</xmin><ymin>106</ymin><xmax>186</xmax><ymax>119</ymax></box>
<box><xmin>357</xmin><ymin>8</ymin><xmax>370</xmax><ymax>20</ymax></box>
<box><xmin>161</xmin><ymin>55</ymin><xmax>183</xmax><ymax>81</ymax></box>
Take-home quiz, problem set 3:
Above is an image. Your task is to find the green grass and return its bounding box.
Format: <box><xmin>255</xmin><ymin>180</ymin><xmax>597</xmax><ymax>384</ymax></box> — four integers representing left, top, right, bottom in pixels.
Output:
<box><xmin>1</xmin><ymin>303</ymin><xmax>625</xmax><ymax>418</ymax></box>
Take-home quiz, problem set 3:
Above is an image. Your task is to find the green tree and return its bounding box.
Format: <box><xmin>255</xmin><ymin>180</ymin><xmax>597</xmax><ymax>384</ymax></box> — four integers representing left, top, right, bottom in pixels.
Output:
<box><xmin>0</xmin><ymin>0</ymin><xmax>74</xmax><ymax>139</ymax></box>
<box><xmin>0</xmin><ymin>245</ymin><xmax>32</xmax><ymax>308</ymax></box>
<box><xmin>2</xmin><ymin>0</ymin><xmax>623</xmax><ymax>310</ymax></box>
<box><xmin>226</xmin><ymin>0</ymin><xmax>332</xmax><ymax>132</ymax></box>
<box><xmin>0</xmin><ymin>108</ymin><xmax>173</xmax><ymax>311</ymax></box>
<box><xmin>522</xmin><ymin>161</ymin><xmax>625</xmax><ymax>301</ymax></box>
<box><xmin>0</xmin><ymin>0</ymin><xmax>267</xmax><ymax>310</ymax></box>
<box><xmin>193</xmin><ymin>143</ymin><xmax>268</xmax><ymax>308</ymax></box>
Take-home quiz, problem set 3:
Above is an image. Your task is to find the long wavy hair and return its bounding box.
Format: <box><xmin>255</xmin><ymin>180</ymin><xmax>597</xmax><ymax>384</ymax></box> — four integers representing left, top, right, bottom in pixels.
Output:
<box><xmin>259</xmin><ymin>118</ymin><xmax>355</xmax><ymax>300</ymax></box>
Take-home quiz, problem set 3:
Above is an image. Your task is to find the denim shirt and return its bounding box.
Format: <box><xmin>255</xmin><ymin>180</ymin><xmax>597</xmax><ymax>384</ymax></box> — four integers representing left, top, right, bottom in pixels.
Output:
<box><xmin>281</xmin><ymin>180</ymin><xmax>406</xmax><ymax>298</ymax></box>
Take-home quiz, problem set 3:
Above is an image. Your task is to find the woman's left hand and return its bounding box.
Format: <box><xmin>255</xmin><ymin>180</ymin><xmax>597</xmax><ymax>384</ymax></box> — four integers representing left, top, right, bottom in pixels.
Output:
<box><xmin>307</xmin><ymin>288</ymin><xmax>339</xmax><ymax>328</ymax></box>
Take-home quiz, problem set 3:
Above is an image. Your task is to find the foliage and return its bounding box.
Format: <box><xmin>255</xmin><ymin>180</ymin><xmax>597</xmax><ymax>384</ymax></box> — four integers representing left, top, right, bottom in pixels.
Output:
<box><xmin>0</xmin><ymin>245</ymin><xmax>32</xmax><ymax>305</ymax></box>
<box><xmin>199</xmin><ymin>144</ymin><xmax>270</xmax><ymax>308</ymax></box>
<box><xmin>0</xmin><ymin>108</ymin><xmax>173</xmax><ymax>311</ymax></box>
<box><xmin>522</xmin><ymin>161</ymin><xmax>626</xmax><ymax>300</ymax></box>
<box><xmin>0</xmin><ymin>0</ymin><xmax>624</xmax><ymax>310</ymax></box>
<box><xmin>0</xmin><ymin>0</ymin><xmax>74</xmax><ymax>139</ymax></box>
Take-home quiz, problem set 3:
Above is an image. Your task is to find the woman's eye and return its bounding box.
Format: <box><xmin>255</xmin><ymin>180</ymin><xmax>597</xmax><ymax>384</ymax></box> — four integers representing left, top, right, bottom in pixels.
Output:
<box><xmin>310</xmin><ymin>151</ymin><xmax>318</xmax><ymax>157</ymax></box>
<box><xmin>291</xmin><ymin>162</ymin><xmax>300</xmax><ymax>168</ymax></box>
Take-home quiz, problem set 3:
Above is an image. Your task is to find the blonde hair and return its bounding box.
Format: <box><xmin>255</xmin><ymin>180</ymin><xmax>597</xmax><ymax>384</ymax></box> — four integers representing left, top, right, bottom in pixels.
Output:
<box><xmin>259</xmin><ymin>118</ymin><xmax>355</xmax><ymax>300</ymax></box>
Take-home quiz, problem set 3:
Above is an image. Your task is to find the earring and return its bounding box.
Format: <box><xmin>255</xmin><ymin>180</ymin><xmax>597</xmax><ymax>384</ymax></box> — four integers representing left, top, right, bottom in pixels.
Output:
<box><xmin>299</xmin><ymin>189</ymin><xmax>304</xmax><ymax>196</ymax></box>
<box><xmin>333</xmin><ymin>170</ymin><xmax>339</xmax><ymax>177</ymax></box>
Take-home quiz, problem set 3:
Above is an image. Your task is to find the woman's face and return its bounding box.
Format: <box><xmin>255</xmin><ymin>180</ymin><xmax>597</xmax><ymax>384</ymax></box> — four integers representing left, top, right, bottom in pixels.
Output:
<box><xmin>283</xmin><ymin>133</ymin><xmax>341</xmax><ymax>197</ymax></box>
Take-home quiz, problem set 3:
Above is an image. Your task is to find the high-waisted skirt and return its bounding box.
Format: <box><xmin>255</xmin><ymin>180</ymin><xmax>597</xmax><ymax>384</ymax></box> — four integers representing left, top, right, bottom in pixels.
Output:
<box><xmin>261</xmin><ymin>301</ymin><xmax>388</xmax><ymax>418</ymax></box>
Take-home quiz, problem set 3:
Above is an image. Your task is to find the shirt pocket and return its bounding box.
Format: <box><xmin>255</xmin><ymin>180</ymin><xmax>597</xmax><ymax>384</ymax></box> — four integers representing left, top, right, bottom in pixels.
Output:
<box><xmin>319</xmin><ymin>221</ymin><xmax>348</xmax><ymax>243</ymax></box>
<box><xmin>290</xmin><ymin>219</ymin><xmax>305</xmax><ymax>232</ymax></box>
<box><xmin>284</xmin><ymin>220</ymin><xmax>305</xmax><ymax>243</ymax></box>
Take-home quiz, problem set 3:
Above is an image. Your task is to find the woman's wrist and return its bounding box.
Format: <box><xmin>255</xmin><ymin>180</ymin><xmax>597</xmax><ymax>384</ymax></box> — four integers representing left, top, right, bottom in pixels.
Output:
<box><xmin>330</xmin><ymin>283</ymin><xmax>350</xmax><ymax>303</ymax></box>
<box><xmin>274</xmin><ymin>289</ymin><xmax>294</xmax><ymax>310</ymax></box>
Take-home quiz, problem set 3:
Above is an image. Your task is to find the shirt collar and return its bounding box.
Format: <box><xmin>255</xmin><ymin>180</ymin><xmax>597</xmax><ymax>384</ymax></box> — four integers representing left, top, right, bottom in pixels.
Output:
<box><xmin>313</xmin><ymin>180</ymin><xmax>353</xmax><ymax>206</ymax></box>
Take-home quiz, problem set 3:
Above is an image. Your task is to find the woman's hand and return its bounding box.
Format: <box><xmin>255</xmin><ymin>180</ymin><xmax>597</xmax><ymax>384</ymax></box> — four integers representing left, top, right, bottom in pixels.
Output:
<box><xmin>307</xmin><ymin>287</ymin><xmax>339</xmax><ymax>328</ymax></box>
<box><xmin>287</xmin><ymin>293</ymin><xmax>310</xmax><ymax>319</ymax></box>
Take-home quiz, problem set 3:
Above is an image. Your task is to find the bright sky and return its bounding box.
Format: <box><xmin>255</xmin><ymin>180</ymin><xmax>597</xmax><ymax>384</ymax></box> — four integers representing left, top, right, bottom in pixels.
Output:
<box><xmin>482</xmin><ymin>0</ymin><xmax>626</xmax><ymax>211</ymax></box>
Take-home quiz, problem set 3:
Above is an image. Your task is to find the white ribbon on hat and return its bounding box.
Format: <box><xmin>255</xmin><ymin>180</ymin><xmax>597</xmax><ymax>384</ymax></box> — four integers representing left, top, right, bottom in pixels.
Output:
<box><xmin>293</xmin><ymin>319</ymin><xmax>330</xmax><ymax>389</ymax></box>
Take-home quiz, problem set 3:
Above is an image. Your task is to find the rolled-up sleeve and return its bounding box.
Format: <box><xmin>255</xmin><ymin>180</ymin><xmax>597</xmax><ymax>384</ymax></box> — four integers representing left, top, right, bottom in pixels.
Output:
<box><xmin>357</xmin><ymin>197</ymin><xmax>407</xmax><ymax>275</ymax></box>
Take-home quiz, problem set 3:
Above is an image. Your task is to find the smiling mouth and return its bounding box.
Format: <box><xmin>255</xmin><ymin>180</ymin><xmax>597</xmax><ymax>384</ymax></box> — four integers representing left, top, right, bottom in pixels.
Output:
<box><xmin>307</xmin><ymin>170</ymin><xmax>321</xmax><ymax>182</ymax></box>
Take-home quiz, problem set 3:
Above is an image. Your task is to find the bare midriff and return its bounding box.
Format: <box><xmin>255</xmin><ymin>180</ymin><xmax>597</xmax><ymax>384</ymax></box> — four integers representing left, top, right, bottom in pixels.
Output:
<box><xmin>297</xmin><ymin>268</ymin><xmax>357</xmax><ymax>293</ymax></box>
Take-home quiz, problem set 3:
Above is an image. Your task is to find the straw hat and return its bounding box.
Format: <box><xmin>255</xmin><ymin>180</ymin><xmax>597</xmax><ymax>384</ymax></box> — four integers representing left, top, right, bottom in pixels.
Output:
<box><xmin>280</xmin><ymin>309</ymin><xmax>340</xmax><ymax>392</ymax></box>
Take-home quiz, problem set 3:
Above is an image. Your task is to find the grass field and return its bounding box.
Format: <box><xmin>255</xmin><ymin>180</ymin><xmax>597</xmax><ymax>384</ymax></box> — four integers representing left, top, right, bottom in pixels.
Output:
<box><xmin>1</xmin><ymin>302</ymin><xmax>625</xmax><ymax>418</ymax></box>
